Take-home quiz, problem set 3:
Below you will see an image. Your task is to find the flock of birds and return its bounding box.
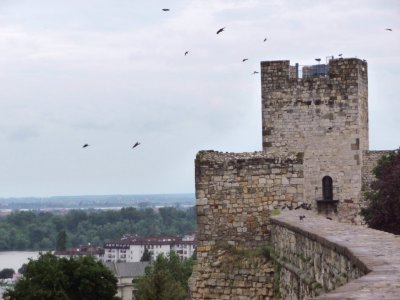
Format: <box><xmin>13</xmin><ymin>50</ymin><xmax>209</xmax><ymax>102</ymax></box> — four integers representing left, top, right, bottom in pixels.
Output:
<box><xmin>273</xmin><ymin>203</ymin><xmax>312</xmax><ymax>221</ymax></box>
<box><xmin>80</xmin><ymin>10</ymin><xmax>393</xmax><ymax>157</ymax></box>
<box><xmin>81</xmin><ymin>7</ymin><xmax>271</xmax><ymax>149</ymax></box>
<box><xmin>162</xmin><ymin>9</ymin><xmax>393</xmax><ymax>74</ymax></box>
<box><xmin>275</xmin><ymin>203</ymin><xmax>334</xmax><ymax>221</ymax></box>
<box><xmin>82</xmin><ymin>142</ymin><xmax>140</xmax><ymax>149</ymax></box>
<box><xmin>160</xmin><ymin>8</ymin><xmax>268</xmax><ymax>75</ymax></box>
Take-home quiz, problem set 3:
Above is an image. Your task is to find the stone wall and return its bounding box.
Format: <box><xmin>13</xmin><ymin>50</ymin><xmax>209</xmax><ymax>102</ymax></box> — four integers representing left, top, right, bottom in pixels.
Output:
<box><xmin>271</xmin><ymin>211</ymin><xmax>400</xmax><ymax>299</ymax></box>
<box><xmin>189</xmin><ymin>150</ymin><xmax>304</xmax><ymax>299</ymax></box>
<box><xmin>189</xmin><ymin>248</ymin><xmax>275</xmax><ymax>300</ymax></box>
<box><xmin>195</xmin><ymin>150</ymin><xmax>304</xmax><ymax>246</ymax></box>
<box><xmin>361</xmin><ymin>150</ymin><xmax>393</xmax><ymax>193</ymax></box>
<box><xmin>261</xmin><ymin>58</ymin><xmax>368</xmax><ymax>223</ymax></box>
<box><xmin>188</xmin><ymin>57</ymin><xmax>400</xmax><ymax>299</ymax></box>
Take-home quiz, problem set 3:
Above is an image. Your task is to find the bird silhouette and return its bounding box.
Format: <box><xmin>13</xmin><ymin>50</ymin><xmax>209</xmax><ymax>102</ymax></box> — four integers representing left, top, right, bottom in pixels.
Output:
<box><xmin>315</xmin><ymin>58</ymin><xmax>321</xmax><ymax>63</ymax></box>
<box><xmin>385</xmin><ymin>28</ymin><xmax>392</xmax><ymax>31</ymax></box>
<box><xmin>300</xmin><ymin>203</ymin><xmax>312</xmax><ymax>210</ymax></box>
<box><xmin>263</xmin><ymin>37</ymin><xmax>267</xmax><ymax>42</ymax></box>
<box><xmin>162</xmin><ymin>8</ymin><xmax>170</xmax><ymax>11</ymax></box>
<box><xmin>216</xmin><ymin>27</ymin><xmax>225</xmax><ymax>34</ymax></box>
<box><xmin>252</xmin><ymin>71</ymin><xmax>259</xmax><ymax>75</ymax></box>
<box><xmin>299</xmin><ymin>215</ymin><xmax>306</xmax><ymax>221</ymax></box>
<box><xmin>82</xmin><ymin>144</ymin><xmax>89</xmax><ymax>148</ymax></box>
<box><xmin>185</xmin><ymin>51</ymin><xmax>189</xmax><ymax>56</ymax></box>
<box><xmin>132</xmin><ymin>142</ymin><xmax>140</xmax><ymax>149</ymax></box>
<box><xmin>326</xmin><ymin>217</ymin><xmax>332</xmax><ymax>220</ymax></box>
<box><xmin>242</xmin><ymin>58</ymin><xmax>248</xmax><ymax>62</ymax></box>
<box><xmin>338</xmin><ymin>53</ymin><xmax>343</xmax><ymax>57</ymax></box>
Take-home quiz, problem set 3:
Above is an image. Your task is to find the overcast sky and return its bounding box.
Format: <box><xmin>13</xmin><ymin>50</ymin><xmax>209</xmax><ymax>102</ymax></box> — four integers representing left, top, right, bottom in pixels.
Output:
<box><xmin>0</xmin><ymin>0</ymin><xmax>399</xmax><ymax>197</ymax></box>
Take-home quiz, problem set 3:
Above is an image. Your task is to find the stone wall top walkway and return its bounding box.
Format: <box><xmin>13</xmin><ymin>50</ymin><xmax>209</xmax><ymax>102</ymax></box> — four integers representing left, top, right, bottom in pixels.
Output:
<box><xmin>271</xmin><ymin>211</ymin><xmax>400</xmax><ymax>299</ymax></box>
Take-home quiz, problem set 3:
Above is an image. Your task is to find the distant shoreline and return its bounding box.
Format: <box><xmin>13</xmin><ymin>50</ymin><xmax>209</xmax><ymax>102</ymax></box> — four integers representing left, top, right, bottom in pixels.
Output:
<box><xmin>0</xmin><ymin>193</ymin><xmax>195</xmax><ymax>212</ymax></box>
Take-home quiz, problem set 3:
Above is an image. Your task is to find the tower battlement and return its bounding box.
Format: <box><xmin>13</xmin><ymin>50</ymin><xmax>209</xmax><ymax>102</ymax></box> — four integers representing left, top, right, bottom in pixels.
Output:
<box><xmin>261</xmin><ymin>58</ymin><xmax>367</xmax><ymax>83</ymax></box>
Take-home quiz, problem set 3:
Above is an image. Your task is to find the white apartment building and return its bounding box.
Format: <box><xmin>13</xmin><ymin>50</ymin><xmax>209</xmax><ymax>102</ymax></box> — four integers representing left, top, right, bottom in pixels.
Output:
<box><xmin>102</xmin><ymin>234</ymin><xmax>196</xmax><ymax>263</ymax></box>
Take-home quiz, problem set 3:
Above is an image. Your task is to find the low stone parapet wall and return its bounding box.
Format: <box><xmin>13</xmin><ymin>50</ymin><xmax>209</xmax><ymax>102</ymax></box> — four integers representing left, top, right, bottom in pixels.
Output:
<box><xmin>271</xmin><ymin>211</ymin><xmax>400</xmax><ymax>299</ymax></box>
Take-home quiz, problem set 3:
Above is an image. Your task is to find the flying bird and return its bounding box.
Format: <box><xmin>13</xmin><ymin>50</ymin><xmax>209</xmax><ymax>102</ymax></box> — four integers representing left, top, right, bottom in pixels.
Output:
<box><xmin>299</xmin><ymin>215</ymin><xmax>306</xmax><ymax>221</ymax></box>
<box><xmin>216</xmin><ymin>27</ymin><xmax>225</xmax><ymax>34</ymax></box>
<box><xmin>338</xmin><ymin>53</ymin><xmax>343</xmax><ymax>57</ymax></box>
<box><xmin>315</xmin><ymin>58</ymin><xmax>321</xmax><ymax>63</ymax></box>
<box><xmin>326</xmin><ymin>217</ymin><xmax>333</xmax><ymax>220</ymax></box>
<box><xmin>132</xmin><ymin>142</ymin><xmax>140</xmax><ymax>149</ymax></box>
<box><xmin>184</xmin><ymin>51</ymin><xmax>189</xmax><ymax>56</ymax></box>
<box><xmin>82</xmin><ymin>144</ymin><xmax>89</xmax><ymax>148</ymax></box>
<box><xmin>263</xmin><ymin>37</ymin><xmax>267</xmax><ymax>42</ymax></box>
<box><xmin>252</xmin><ymin>71</ymin><xmax>259</xmax><ymax>75</ymax></box>
<box><xmin>162</xmin><ymin>8</ymin><xmax>170</xmax><ymax>11</ymax></box>
<box><xmin>242</xmin><ymin>58</ymin><xmax>248</xmax><ymax>62</ymax></box>
<box><xmin>385</xmin><ymin>28</ymin><xmax>392</xmax><ymax>31</ymax></box>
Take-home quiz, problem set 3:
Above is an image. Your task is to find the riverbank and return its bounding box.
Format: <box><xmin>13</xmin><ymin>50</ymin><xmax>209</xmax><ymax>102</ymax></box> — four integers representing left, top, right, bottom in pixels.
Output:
<box><xmin>0</xmin><ymin>251</ymin><xmax>40</xmax><ymax>272</ymax></box>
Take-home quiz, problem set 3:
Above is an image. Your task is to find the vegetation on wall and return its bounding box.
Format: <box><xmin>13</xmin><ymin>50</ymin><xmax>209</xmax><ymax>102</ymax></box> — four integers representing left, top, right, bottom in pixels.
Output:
<box><xmin>361</xmin><ymin>149</ymin><xmax>400</xmax><ymax>234</ymax></box>
<box><xmin>0</xmin><ymin>206</ymin><xmax>196</xmax><ymax>251</ymax></box>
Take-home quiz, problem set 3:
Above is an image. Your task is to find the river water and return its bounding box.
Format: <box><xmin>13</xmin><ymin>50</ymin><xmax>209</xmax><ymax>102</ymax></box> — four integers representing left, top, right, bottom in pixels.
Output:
<box><xmin>0</xmin><ymin>252</ymin><xmax>41</xmax><ymax>299</ymax></box>
<box><xmin>0</xmin><ymin>251</ymin><xmax>40</xmax><ymax>272</ymax></box>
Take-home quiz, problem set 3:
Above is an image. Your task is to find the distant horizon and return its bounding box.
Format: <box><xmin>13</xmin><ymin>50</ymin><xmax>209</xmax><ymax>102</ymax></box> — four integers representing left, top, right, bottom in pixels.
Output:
<box><xmin>0</xmin><ymin>192</ymin><xmax>195</xmax><ymax>200</ymax></box>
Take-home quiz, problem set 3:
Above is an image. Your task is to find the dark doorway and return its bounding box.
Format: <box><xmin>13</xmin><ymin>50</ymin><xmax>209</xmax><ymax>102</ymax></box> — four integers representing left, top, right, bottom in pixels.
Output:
<box><xmin>322</xmin><ymin>176</ymin><xmax>333</xmax><ymax>201</ymax></box>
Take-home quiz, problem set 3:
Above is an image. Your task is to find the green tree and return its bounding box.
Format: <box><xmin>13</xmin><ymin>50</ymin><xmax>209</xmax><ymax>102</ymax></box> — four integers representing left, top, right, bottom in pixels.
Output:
<box><xmin>18</xmin><ymin>264</ymin><xmax>27</xmax><ymax>275</ymax></box>
<box><xmin>135</xmin><ymin>252</ymin><xmax>194</xmax><ymax>300</ymax></box>
<box><xmin>140</xmin><ymin>248</ymin><xmax>153</xmax><ymax>262</ymax></box>
<box><xmin>0</xmin><ymin>206</ymin><xmax>196</xmax><ymax>251</ymax></box>
<box><xmin>56</xmin><ymin>230</ymin><xmax>67</xmax><ymax>251</ymax></box>
<box><xmin>361</xmin><ymin>149</ymin><xmax>400</xmax><ymax>234</ymax></box>
<box><xmin>5</xmin><ymin>252</ymin><xmax>120</xmax><ymax>300</ymax></box>
<box><xmin>0</xmin><ymin>268</ymin><xmax>15</xmax><ymax>280</ymax></box>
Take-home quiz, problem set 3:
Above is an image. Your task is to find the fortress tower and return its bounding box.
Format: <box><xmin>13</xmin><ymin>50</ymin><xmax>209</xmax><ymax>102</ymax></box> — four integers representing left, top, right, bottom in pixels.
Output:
<box><xmin>261</xmin><ymin>58</ymin><xmax>368</xmax><ymax>222</ymax></box>
<box><xmin>189</xmin><ymin>58</ymin><xmax>387</xmax><ymax>299</ymax></box>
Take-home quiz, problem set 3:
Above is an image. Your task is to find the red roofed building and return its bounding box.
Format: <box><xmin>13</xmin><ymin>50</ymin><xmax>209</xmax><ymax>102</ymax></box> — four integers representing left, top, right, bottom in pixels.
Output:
<box><xmin>102</xmin><ymin>233</ymin><xmax>196</xmax><ymax>263</ymax></box>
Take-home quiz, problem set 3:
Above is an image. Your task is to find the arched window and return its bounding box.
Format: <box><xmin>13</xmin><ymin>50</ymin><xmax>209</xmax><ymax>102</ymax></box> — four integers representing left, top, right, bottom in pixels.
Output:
<box><xmin>322</xmin><ymin>176</ymin><xmax>333</xmax><ymax>201</ymax></box>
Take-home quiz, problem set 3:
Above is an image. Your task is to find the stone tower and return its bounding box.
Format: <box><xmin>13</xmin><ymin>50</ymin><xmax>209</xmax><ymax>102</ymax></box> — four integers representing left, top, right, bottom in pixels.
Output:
<box><xmin>188</xmin><ymin>58</ymin><xmax>388</xmax><ymax>299</ymax></box>
<box><xmin>261</xmin><ymin>58</ymin><xmax>368</xmax><ymax>223</ymax></box>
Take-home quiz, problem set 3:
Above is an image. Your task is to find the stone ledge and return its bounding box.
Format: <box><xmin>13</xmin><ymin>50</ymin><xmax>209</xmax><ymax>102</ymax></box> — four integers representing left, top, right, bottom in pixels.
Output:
<box><xmin>271</xmin><ymin>211</ymin><xmax>400</xmax><ymax>299</ymax></box>
<box><xmin>196</xmin><ymin>150</ymin><xmax>303</xmax><ymax>164</ymax></box>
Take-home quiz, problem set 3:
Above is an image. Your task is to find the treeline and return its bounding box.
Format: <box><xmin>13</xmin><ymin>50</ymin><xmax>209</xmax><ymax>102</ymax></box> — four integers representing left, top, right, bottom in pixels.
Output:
<box><xmin>0</xmin><ymin>206</ymin><xmax>196</xmax><ymax>251</ymax></box>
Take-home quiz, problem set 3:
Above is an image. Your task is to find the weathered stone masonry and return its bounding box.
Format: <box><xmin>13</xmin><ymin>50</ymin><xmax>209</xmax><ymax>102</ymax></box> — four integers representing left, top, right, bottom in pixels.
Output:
<box><xmin>361</xmin><ymin>150</ymin><xmax>394</xmax><ymax>193</ymax></box>
<box><xmin>189</xmin><ymin>58</ymin><xmax>396</xmax><ymax>299</ymax></box>
<box><xmin>195</xmin><ymin>151</ymin><xmax>304</xmax><ymax>247</ymax></box>
<box><xmin>190</xmin><ymin>151</ymin><xmax>304</xmax><ymax>299</ymax></box>
<box><xmin>262</xmin><ymin>59</ymin><xmax>368</xmax><ymax>223</ymax></box>
<box><xmin>271</xmin><ymin>211</ymin><xmax>400</xmax><ymax>299</ymax></box>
